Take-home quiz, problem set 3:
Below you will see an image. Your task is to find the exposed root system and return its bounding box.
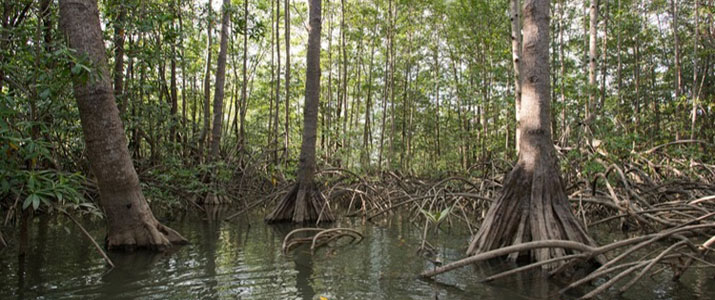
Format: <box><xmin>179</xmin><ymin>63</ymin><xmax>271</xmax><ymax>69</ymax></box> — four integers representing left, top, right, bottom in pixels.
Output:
<box><xmin>281</xmin><ymin>227</ymin><xmax>363</xmax><ymax>254</ymax></box>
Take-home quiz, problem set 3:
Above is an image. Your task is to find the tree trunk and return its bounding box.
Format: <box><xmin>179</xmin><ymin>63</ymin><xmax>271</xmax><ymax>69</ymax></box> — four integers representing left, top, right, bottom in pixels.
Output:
<box><xmin>634</xmin><ymin>0</ymin><xmax>642</xmax><ymax>130</ymax></box>
<box><xmin>210</xmin><ymin>0</ymin><xmax>230</xmax><ymax>159</ymax></box>
<box><xmin>170</xmin><ymin>21</ymin><xmax>178</xmax><ymax>143</ymax></box>
<box><xmin>268</xmin><ymin>0</ymin><xmax>277</xmax><ymax>163</ymax></box>
<box><xmin>378</xmin><ymin>0</ymin><xmax>392</xmax><ymax>170</ymax></box>
<box><xmin>59</xmin><ymin>0</ymin><xmax>187</xmax><ymax>250</ymax></box>
<box><xmin>587</xmin><ymin>0</ymin><xmax>598</xmax><ymax>119</ymax></box>
<box><xmin>239</xmin><ymin>0</ymin><xmax>249</xmax><ymax>148</ymax></box>
<box><xmin>467</xmin><ymin>0</ymin><xmax>599</xmax><ymax>269</ymax></box>
<box><xmin>179</xmin><ymin>3</ymin><xmax>187</xmax><ymax>147</ymax></box>
<box><xmin>599</xmin><ymin>0</ymin><xmax>608</xmax><ymax>109</ymax></box>
<box><xmin>362</xmin><ymin>24</ymin><xmax>377</xmax><ymax>167</ymax></box>
<box><xmin>275</xmin><ymin>0</ymin><xmax>282</xmax><ymax>161</ymax></box>
<box><xmin>511</xmin><ymin>0</ymin><xmax>523</xmax><ymax>154</ymax></box>
<box><xmin>341</xmin><ymin>0</ymin><xmax>348</xmax><ymax>160</ymax></box>
<box><xmin>616</xmin><ymin>0</ymin><xmax>622</xmax><ymax>105</ymax></box>
<box><xmin>671</xmin><ymin>0</ymin><xmax>682</xmax><ymax>100</ymax></box>
<box><xmin>690</xmin><ymin>0</ymin><xmax>699</xmax><ymax>140</ymax></box>
<box><xmin>434</xmin><ymin>36</ymin><xmax>441</xmax><ymax>160</ymax></box>
<box><xmin>559</xmin><ymin>0</ymin><xmax>567</xmax><ymax>145</ymax></box>
<box><xmin>284</xmin><ymin>0</ymin><xmax>291</xmax><ymax>161</ymax></box>
<box><xmin>113</xmin><ymin>2</ymin><xmax>125</xmax><ymax>107</ymax></box>
<box><xmin>199</xmin><ymin>0</ymin><xmax>213</xmax><ymax>161</ymax></box>
<box><xmin>266</xmin><ymin>0</ymin><xmax>333</xmax><ymax>223</ymax></box>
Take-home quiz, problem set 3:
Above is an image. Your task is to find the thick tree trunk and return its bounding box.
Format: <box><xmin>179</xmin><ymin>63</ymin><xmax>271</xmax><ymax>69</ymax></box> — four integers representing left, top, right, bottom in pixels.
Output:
<box><xmin>467</xmin><ymin>0</ymin><xmax>598</xmax><ymax>269</ymax></box>
<box><xmin>59</xmin><ymin>0</ymin><xmax>187</xmax><ymax>250</ymax></box>
<box><xmin>266</xmin><ymin>0</ymin><xmax>333</xmax><ymax>223</ymax></box>
<box><xmin>210</xmin><ymin>0</ymin><xmax>230</xmax><ymax>159</ymax></box>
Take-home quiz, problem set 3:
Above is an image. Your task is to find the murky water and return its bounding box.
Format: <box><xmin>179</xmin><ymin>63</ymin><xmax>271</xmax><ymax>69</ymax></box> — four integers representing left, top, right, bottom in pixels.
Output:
<box><xmin>0</xmin><ymin>208</ymin><xmax>713</xmax><ymax>299</ymax></box>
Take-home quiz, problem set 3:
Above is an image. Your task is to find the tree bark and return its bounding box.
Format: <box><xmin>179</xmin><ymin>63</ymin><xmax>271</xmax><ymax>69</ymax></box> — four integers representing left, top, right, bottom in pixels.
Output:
<box><xmin>210</xmin><ymin>0</ymin><xmax>230</xmax><ymax>159</ymax></box>
<box><xmin>239</xmin><ymin>0</ymin><xmax>249</xmax><ymax>148</ymax></box>
<box><xmin>511</xmin><ymin>0</ymin><xmax>523</xmax><ymax>154</ymax></box>
<box><xmin>199</xmin><ymin>0</ymin><xmax>213</xmax><ymax>161</ymax></box>
<box><xmin>275</xmin><ymin>0</ymin><xmax>282</xmax><ymax>161</ymax></box>
<box><xmin>467</xmin><ymin>0</ymin><xmax>598</xmax><ymax>268</ymax></box>
<box><xmin>559</xmin><ymin>0</ymin><xmax>567</xmax><ymax>145</ymax></box>
<box><xmin>170</xmin><ymin>13</ymin><xmax>178</xmax><ymax>143</ymax></box>
<box><xmin>266</xmin><ymin>0</ymin><xmax>333</xmax><ymax>223</ymax></box>
<box><xmin>59</xmin><ymin>0</ymin><xmax>187</xmax><ymax>250</ymax></box>
<box><xmin>341</xmin><ymin>0</ymin><xmax>348</xmax><ymax>159</ymax></box>
<box><xmin>284</xmin><ymin>0</ymin><xmax>291</xmax><ymax>161</ymax></box>
<box><xmin>362</xmin><ymin>22</ymin><xmax>377</xmax><ymax>167</ymax></box>
<box><xmin>587</xmin><ymin>0</ymin><xmax>598</xmax><ymax>119</ymax></box>
<box><xmin>112</xmin><ymin>1</ymin><xmax>125</xmax><ymax>105</ymax></box>
<box><xmin>616</xmin><ymin>0</ymin><xmax>622</xmax><ymax>105</ymax></box>
<box><xmin>671</xmin><ymin>0</ymin><xmax>682</xmax><ymax>100</ymax></box>
<box><xmin>378</xmin><ymin>0</ymin><xmax>393</xmax><ymax>169</ymax></box>
<box><xmin>690</xmin><ymin>0</ymin><xmax>699</xmax><ymax>140</ymax></box>
<box><xmin>599</xmin><ymin>0</ymin><xmax>608</xmax><ymax>109</ymax></box>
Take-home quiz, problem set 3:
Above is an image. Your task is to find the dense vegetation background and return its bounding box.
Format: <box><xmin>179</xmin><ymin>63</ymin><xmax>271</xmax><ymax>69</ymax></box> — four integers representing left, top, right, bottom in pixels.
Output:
<box><xmin>1</xmin><ymin>0</ymin><xmax>712</xmax><ymax>218</ymax></box>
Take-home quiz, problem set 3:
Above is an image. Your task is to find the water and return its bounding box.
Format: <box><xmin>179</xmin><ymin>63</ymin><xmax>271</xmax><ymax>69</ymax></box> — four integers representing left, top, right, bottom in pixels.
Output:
<box><xmin>0</xmin><ymin>208</ymin><xmax>712</xmax><ymax>299</ymax></box>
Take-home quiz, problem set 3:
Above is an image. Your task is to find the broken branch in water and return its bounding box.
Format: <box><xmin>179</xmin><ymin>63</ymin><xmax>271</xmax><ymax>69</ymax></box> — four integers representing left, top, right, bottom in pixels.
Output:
<box><xmin>63</xmin><ymin>212</ymin><xmax>115</xmax><ymax>268</ymax></box>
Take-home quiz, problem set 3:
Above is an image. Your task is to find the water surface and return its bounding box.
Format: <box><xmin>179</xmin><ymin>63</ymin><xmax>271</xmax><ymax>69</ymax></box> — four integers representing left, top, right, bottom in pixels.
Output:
<box><xmin>0</xmin><ymin>208</ymin><xmax>712</xmax><ymax>299</ymax></box>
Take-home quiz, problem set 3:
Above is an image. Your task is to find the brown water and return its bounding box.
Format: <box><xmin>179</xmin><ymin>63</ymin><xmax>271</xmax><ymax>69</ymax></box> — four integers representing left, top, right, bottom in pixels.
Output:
<box><xmin>0</xmin><ymin>208</ymin><xmax>712</xmax><ymax>299</ymax></box>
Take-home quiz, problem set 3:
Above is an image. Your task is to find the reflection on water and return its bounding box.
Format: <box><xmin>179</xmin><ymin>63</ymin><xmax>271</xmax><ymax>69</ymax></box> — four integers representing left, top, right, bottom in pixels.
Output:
<box><xmin>0</xmin><ymin>208</ymin><xmax>713</xmax><ymax>299</ymax></box>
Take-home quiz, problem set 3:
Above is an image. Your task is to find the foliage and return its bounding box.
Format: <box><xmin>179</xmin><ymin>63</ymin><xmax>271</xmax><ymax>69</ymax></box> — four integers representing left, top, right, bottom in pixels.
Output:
<box><xmin>1</xmin><ymin>0</ymin><xmax>712</xmax><ymax>217</ymax></box>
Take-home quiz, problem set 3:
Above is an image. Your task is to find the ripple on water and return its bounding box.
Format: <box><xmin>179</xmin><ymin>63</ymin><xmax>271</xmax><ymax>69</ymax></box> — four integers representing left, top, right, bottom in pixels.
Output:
<box><xmin>1</xmin><ymin>212</ymin><xmax>713</xmax><ymax>299</ymax></box>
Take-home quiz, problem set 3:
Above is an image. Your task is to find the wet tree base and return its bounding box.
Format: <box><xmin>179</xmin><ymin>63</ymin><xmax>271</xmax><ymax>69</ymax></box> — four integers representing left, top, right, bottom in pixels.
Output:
<box><xmin>467</xmin><ymin>161</ymin><xmax>603</xmax><ymax>269</ymax></box>
<box><xmin>105</xmin><ymin>219</ymin><xmax>188</xmax><ymax>251</ymax></box>
<box><xmin>265</xmin><ymin>182</ymin><xmax>334</xmax><ymax>223</ymax></box>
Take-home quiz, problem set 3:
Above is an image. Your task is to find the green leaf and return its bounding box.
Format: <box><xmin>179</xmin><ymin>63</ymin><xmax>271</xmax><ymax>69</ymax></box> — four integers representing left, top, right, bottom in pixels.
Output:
<box><xmin>71</xmin><ymin>64</ymin><xmax>82</xmax><ymax>75</ymax></box>
<box><xmin>32</xmin><ymin>195</ymin><xmax>41</xmax><ymax>210</ymax></box>
<box><xmin>23</xmin><ymin>194</ymin><xmax>38</xmax><ymax>210</ymax></box>
<box><xmin>39</xmin><ymin>88</ymin><xmax>51</xmax><ymax>100</ymax></box>
<box><xmin>437</xmin><ymin>206</ymin><xmax>451</xmax><ymax>223</ymax></box>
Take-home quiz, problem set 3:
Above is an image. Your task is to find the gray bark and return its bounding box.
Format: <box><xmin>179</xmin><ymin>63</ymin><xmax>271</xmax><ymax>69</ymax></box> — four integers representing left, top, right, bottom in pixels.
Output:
<box><xmin>588</xmin><ymin>0</ymin><xmax>598</xmax><ymax>118</ymax></box>
<box><xmin>511</xmin><ymin>0</ymin><xmax>523</xmax><ymax>153</ymax></box>
<box><xmin>210</xmin><ymin>0</ymin><xmax>230</xmax><ymax>158</ymax></box>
